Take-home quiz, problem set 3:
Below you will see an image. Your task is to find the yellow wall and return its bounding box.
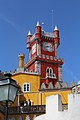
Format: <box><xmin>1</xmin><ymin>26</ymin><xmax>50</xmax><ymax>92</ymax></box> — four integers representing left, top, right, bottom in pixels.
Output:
<box><xmin>12</xmin><ymin>73</ymin><xmax>40</xmax><ymax>92</ymax></box>
<box><xmin>8</xmin><ymin>72</ymin><xmax>71</xmax><ymax>120</ymax></box>
<box><xmin>39</xmin><ymin>90</ymin><xmax>71</xmax><ymax>105</ymax></box>
<box><xmin>12</xmin><ymin>73</ymin><xmax>71</xmax><ymax>105</ymax></box>
<box><xmin>12</xmin><ymin>73</ymin><xmax>41</xmax><ymax>105</ymax></box>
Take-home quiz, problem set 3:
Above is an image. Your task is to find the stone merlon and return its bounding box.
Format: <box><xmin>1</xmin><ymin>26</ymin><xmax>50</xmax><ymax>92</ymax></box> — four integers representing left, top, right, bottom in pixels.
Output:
<box><xmin>35</xmin><ymin>94</ymin><xmax>80</xmax><ymax>120</ymax></box>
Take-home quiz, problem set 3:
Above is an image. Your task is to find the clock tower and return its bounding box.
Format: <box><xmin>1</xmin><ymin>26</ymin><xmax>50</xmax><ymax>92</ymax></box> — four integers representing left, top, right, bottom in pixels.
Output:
<box><xmin>25</xmin><ymin>21</ymin><xmax>63</xmax><ymax>87</ymax></box>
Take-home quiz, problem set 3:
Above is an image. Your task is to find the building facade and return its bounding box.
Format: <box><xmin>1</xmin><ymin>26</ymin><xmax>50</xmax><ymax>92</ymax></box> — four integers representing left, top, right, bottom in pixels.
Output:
<box><xmin>0</xmin><ymin>21</ymin><xmax>74</xmax><ymax>120</ymax></box>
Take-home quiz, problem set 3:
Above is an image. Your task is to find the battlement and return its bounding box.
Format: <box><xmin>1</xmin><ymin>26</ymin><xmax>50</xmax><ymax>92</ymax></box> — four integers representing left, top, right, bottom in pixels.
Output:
<box><xmin>35</xmin><ymin>94</ymin><xmax>80</xmax><ymax>120</ymax></box>
<box><xmin>40</xmin><ymin>81</ymin><xmax>80</xmax><ymax>90</ymax></box>
<box><xmin>41</xmin><ymin>30</ymin><xmax>57</xmax><ymax>38</ymax></box>
<box><xmin>29</xmin><ymin>30</ymin><xmax>58</xmax><ymax>42</ymax></box>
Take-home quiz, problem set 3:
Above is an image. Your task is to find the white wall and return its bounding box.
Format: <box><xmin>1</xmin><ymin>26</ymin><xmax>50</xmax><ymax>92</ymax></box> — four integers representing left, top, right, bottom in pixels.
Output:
<box><xmin>35</xmin><ymin>94</ymin><xmax>80</xmax><ymax>120</ymax></box>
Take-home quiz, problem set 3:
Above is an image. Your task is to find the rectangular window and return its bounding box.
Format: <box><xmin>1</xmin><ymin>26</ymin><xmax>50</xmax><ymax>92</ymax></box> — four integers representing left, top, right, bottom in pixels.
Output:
<box><xmin>22</xmin><ymin>83</ymin><xmax>30</xmax><ymax>93</ymax></box>
<box><xmin>27</xmin><ymin>84</ymin><xmax>30</xmax><ymax>91</ymax></box>
<box><xmin>24</xmin><ymin>84</ymin><xmax>27</xmax><ymax>91</ymax></box>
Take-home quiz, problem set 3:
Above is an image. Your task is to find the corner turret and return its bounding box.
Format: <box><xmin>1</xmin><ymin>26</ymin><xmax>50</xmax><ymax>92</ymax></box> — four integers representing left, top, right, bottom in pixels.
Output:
<box><xmin>54</xmin><ymin>26</ymin><xmax>60</xmax><ymax>56</ymax></box>
<box><xmin>54</xmin><ymin>26</ymin><xmax>59</xmax><ymax>36</ymax></box>
<box><xmin>27</xmin><ymin>30</ymin><xmax>32</xmax><ymax>50</ymax></box>
<box><xmin>35</xmin><ymin>21</ymin><xmax>41</xmax><ymax>39</ymax></box>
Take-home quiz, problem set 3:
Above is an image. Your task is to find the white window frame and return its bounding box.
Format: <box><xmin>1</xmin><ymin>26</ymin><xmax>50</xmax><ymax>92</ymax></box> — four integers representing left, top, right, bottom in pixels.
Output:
<box><xmin>22</xmin><ymin>83</ymin><xmax>30</xmax><ymax>93</ymax></box>
<box><xmin>46</xmin><ymin>67</ymin><xmax>56</xmax><ymax>78</ymax></box>
<box><xmin>46</xmin><ymin>67</ymin><xmax>49</xmax><ymax>77</ymax></box>
<box><xmin>49</xmin><ymin>68</ymin><xmax>53</xmax><ymax>77</ymax></box>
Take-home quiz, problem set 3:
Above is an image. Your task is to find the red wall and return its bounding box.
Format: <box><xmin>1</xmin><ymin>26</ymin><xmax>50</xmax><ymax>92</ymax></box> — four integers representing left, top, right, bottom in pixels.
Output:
<box><xmin>41</xmin><ymin>61</ymin><xmax>58</xmax><ymax>79</ymax></box>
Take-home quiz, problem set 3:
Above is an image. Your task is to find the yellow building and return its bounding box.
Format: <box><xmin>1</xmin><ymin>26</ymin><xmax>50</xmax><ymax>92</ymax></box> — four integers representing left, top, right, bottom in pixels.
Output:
<box><xmin>0</xmin><ymin>55</ymin><xmax>72</xmax><ymax>120</ymax></box>
<box><xmin>6</xmin><ymin>71</ymin><xmax>71</xmax><ymax>120</ymax></box>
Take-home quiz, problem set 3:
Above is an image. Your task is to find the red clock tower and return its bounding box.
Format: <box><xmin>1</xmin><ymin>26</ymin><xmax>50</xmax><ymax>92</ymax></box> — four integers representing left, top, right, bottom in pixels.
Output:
<box><xmin>25</xmin><ymin>21</ymin><xmax>63</xmax><ymax>87</ymax></box>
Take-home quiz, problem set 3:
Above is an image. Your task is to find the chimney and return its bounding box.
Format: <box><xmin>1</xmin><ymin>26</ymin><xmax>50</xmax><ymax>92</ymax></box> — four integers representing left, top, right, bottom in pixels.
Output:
<box><xmin>18</xmin><ymin>53</ymin><xmax>25</xmax><ymax>68</ymax></box>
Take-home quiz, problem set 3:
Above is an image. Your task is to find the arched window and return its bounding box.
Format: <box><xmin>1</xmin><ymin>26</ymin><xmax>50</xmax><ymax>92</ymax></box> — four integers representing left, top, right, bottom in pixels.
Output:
<box><xmin>46</xmin><ymin>67</ymin><xmax>53</xmax><ymax>78</ymax></box>
<box><xmin>46</xmin><ymin>67</ymin><xmax>49</xmax><ymax>77</ymax></box>
<box><xmin>49</xmin><ymin>68</ymin><xmax>53</xmax><ymax>77</ymax></box>
<box><xmin>22</xmin><ymin>83</ymin><xmax>30</xmax><ymax>93</ymax></box>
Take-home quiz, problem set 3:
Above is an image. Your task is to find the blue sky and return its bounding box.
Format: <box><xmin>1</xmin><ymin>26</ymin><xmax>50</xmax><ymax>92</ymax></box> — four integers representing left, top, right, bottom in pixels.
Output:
<box><xmin>0</xmin><ymin>0</ymin><xmax>80</xmax><ymax>85</ymax></box>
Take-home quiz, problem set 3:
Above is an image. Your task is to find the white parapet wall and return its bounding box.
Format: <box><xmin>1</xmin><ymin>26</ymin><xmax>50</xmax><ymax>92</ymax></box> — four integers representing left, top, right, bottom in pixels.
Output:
<box><xmin>34</xmin><ymin>94</ymin><xmax>80</xmax><ymax>120</ymax></box>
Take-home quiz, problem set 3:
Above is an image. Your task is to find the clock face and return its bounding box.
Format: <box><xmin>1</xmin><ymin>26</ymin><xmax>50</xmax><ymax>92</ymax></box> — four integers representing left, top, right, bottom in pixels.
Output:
<box><xmin>32</xmin><ymin>43</ymin><xmax>36</xmax><ymax>54</ymax></box>
<box><xmin>42</xmin><ymin>42</ymin><xmax>53</xmax><ymax>52</ymax></box>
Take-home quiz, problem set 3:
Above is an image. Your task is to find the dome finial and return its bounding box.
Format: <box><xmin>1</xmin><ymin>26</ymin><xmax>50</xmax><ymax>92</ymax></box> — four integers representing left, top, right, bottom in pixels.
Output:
<box><xmin>54</xmin><ymin>26</ymin><xmax>58</xmax><ymax>31</ymax></box>
<box><xmin>28</xmin><ymin>30</ymin><xmax>32</xmax><ymax>36</ymax></box>
<box><xmin>36</xmin><ymin>21</ymin><xmax>40</xmax><ymax>26</ymax></box>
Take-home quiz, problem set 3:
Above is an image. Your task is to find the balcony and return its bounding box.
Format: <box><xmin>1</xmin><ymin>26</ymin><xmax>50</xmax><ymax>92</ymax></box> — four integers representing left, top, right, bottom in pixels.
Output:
<box><xmin>8</xmin><ymin>105</ymin><xmax>45</xmax><ymax>115</ymax></box>
<box><xmin>0</xmin><ymin>104</ymin><xmax>68</xmax><ymax>115</ymax></box>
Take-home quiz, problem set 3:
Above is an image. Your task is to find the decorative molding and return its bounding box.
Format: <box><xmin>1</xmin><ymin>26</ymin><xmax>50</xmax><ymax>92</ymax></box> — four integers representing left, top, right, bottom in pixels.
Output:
<box><xmin>41</xmin><ymin>83</ymin><xmax>46</xmax><ymax>89</ymax></box>
<box><xmin>48</xmin><ymin>82</ymin><xmax>54</xmax><ymax>89</ymax></box>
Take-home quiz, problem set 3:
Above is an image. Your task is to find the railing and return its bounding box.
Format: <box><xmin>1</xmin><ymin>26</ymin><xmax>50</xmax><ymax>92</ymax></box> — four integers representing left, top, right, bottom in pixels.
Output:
<box><xmin>8</xmin><ymin>105</ymin><xmax>45</xmax><ymax>115</ymax></box>
<box><xmin>0</xmin><ymin>104</ymin><xmax>68</xmax><ymax>115</ymax></box>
